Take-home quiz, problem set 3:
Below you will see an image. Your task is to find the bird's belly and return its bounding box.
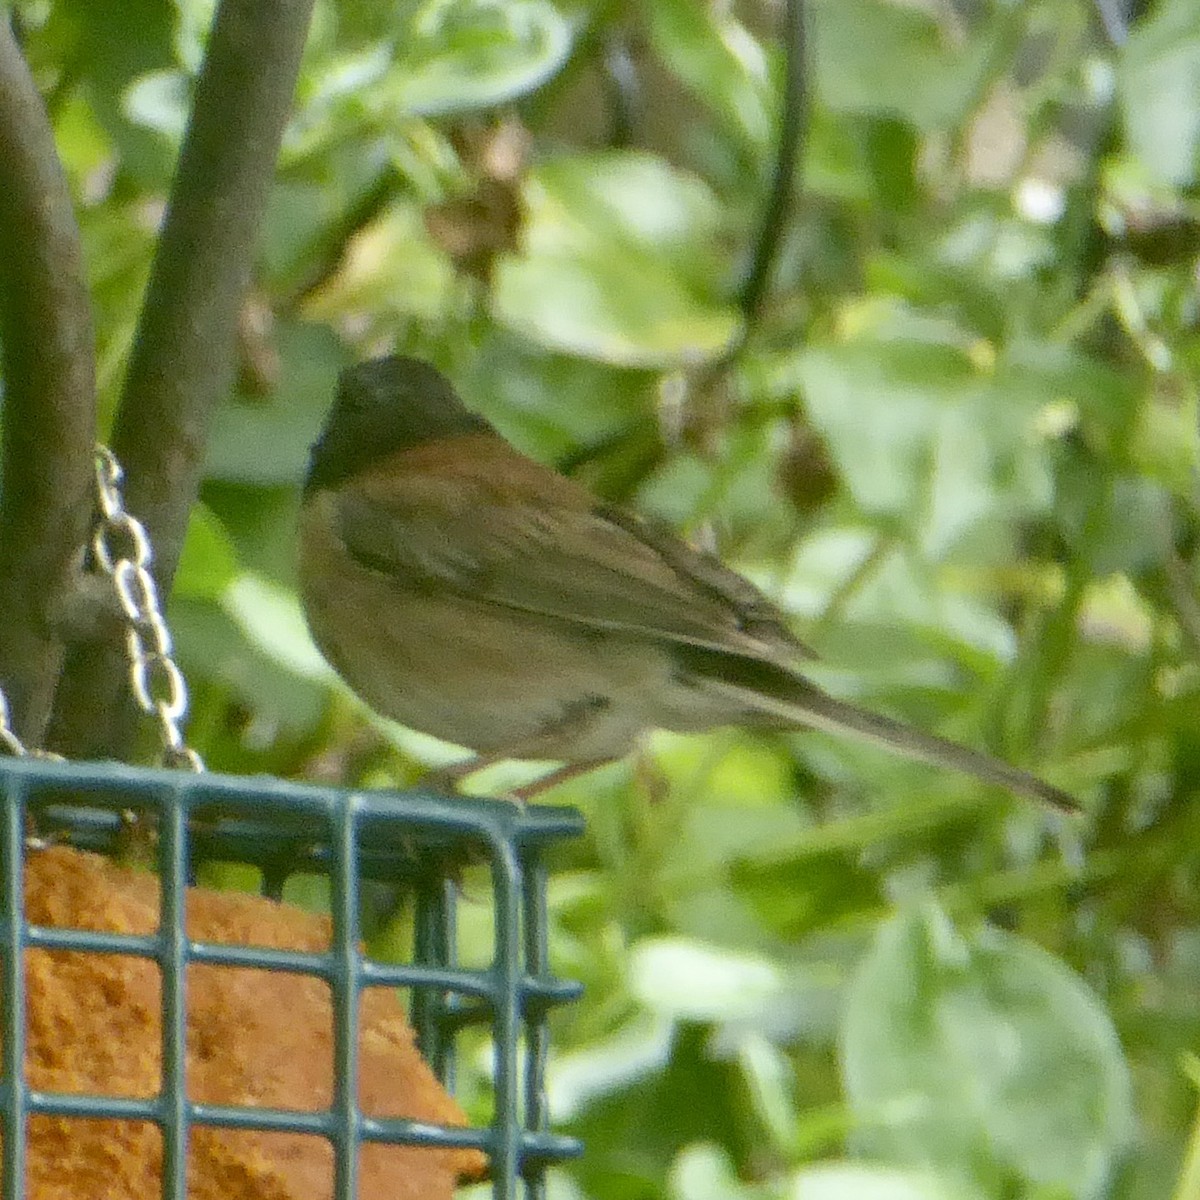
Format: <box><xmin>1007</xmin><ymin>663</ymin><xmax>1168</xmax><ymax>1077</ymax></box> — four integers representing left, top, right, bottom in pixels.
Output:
<box><xmin>301</xmin><ymin>563</ymin><xmax>676</xmax><ymax>761</ymax></box>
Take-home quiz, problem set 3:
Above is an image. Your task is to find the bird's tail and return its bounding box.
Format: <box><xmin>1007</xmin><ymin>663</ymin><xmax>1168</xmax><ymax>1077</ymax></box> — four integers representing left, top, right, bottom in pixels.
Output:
<box><xmin>703</xmin><ymin>674</ymin><xmax>1078</xmax><ymax>814</ymax></box>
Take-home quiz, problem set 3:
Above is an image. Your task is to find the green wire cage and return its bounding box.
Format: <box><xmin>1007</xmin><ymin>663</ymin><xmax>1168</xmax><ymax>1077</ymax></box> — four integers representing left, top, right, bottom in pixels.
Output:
<box><xmin>0</xmin><ymin>754</ymin><xmax>584</xmax><ymax>1199</ymax></box>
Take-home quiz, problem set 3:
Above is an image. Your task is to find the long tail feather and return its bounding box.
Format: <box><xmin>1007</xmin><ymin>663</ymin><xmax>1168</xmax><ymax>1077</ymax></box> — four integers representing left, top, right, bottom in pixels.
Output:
<box><xmin>705</xmin><ymin>677</ymin><xmax>1078</xmax><ymax>813</ymax></box>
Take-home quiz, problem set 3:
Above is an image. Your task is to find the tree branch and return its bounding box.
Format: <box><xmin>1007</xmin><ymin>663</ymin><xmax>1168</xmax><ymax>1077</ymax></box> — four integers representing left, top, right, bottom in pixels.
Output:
<box><xmin>0</xmin><ymin>17</ymin><xmax>96</xmax><ymax>746</ymax></box>
<box><xmin>50</xmin><ymin>0</ymin><xmax>315</xmax><ymax>759</ymax></box>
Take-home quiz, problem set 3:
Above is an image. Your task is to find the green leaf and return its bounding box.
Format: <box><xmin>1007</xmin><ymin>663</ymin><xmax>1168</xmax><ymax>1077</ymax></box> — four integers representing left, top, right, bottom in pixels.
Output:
<box><xmin>629</xmin><ymin>937</ymin><xmax>785</xmax><ymax>1023</ymax></box>
<box><xmin>791</xmin><ymin>1162</ymin><xmax>982</xmax><ymax>1200</ymax></box>
<box><xmin>55</xmin><ymin>92</ymin><xmax>117</xmax><ymax>186</ymax></box>
<box><xmin>645</xmin><ymin>0</ymin><xmax>772</xmax><ymax>152</ymax></box>
<box><xmin>810</xmin><ymin>0</ymin><xmax>995</xmax><ymax>130</ymax></box>
<box><xmin>123</xmin><ymin>69</ymin><xmax>190</xmax><ymax>139</ymax></box>
<box><xmin>174</xmin><ymin>505</ymin><xmax>239</xmax><ymax>601</ymax></box>
<box><xmin>547</xmin><ymin>1015</ymin><xmax>675</xmax><ymax>1122</ymax></box>
<box><xmin>670</xmin><ymin>1144</ymin><xmax>763</xmax><ymax>1200</ymax></box>
<box><xmin>170</xmin><ymin>596</ymin><xmax>329</xmax><ymax>733</ymax></box>
<box><xmin>922</xmin><ymin>356</ymin><xmax>1061</xmax><ymax>564</ymax></box>
<box><xmin>494</xmin><ymin>152</ymin><xmax>742</xmax><ymax>366</ymax></box>
<box><xmin>1131</xmin><ymin>378</ymin><xmax>1200</xmax><ymax>497</ymax></box>
<box><xmin>46</xmin><ymin>0</ymin><xmax>178</xmax><ymax>181</ymax></box>
<box><xmin>220</xmin><ymin>573</ymin><xmax>330</xmax><ymax>681</ymax></box>
<box><xmin>386</xmin><ymin>0</ymin><xmax>573</xmax><ymax>116</ymax></box>
<box><xmin>1120</xmin><ymin>0</ymin><xmax>1200</xmax><ymax>187</ymax></box>
<box><xmin>841</xmin><ymin>907</ymin><xmax>1134</xmax><ymax>1198</ymax></box>
<box><xmin>204</xmin><ymin>321</ymin><xmax>346</xmax><ymax>486</ymax></box>
<box><xmin>790</xmin><ymin>315</ymin><xmax>1069</xmax><ymax>559</ymax></box>
<box><xmin>794</xmin><ymin>316</ymin><xmax>979</xmax><ymax>518</ymax></box>
<box><xmin>463</xmin><ymin>338</ymin><xmax>649</xmax><ymax>457</ymax></box>
<box><xmin>1055</xmin><ymin>464</ymin><xmax>1167</xmax><ymax>577</ymax></box>
<box><xmin>171</xmin><ymin>0</ymin><xmax>219</xmax><ymax>74</ymax></box>
<box><xmin>998</xmin><ymin>340</ymin><xmax>1135</xmax><ymax>442</ymax></box>
<box><xmin>495</xmin><ymin>251</ymin><xmax>741</xmax><ymax>367</ymax></box>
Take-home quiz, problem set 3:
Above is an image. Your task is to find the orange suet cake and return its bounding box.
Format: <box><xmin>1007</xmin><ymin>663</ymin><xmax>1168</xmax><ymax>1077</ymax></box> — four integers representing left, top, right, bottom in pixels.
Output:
<box><xmin>10</xmin><ymin>846</ymin><xmax>487</xmax><ymax>1200</ymax></box>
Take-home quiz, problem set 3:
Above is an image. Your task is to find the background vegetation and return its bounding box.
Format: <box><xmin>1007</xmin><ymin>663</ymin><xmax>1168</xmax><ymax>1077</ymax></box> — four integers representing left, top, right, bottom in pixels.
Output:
<box><xmin>3</xmin><ymin>0</ymin><xmax>1200</xmax><ymax>1197</ymax></box>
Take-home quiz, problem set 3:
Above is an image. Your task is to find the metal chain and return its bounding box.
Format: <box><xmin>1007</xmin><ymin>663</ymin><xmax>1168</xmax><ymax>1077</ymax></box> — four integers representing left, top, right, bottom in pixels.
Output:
<box><xmin>0</xmin><ymin>685</ymin><xmax>65</xmax><ymax>767</ymax></box>
<box><xmin>92</xmin><ymin>446</ymin><xmax>204</xmax><ymax>772</ymax></box>
<box><xmin>0</xmin><ymin>689</ymin><xmax>29</xmax><ymax>757</ymax></box>
<box><xmin>0</xmin><ymin>689</ymin><xmax>62</xmax><ymax>849</ymax></box>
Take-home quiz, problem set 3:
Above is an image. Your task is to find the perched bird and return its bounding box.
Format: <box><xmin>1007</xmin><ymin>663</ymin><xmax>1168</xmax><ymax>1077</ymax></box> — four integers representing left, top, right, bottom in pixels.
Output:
<box><xmin>298</xmin><ymin>355</ymin><xmax>1076</xmax><ymax>812</ymax></box>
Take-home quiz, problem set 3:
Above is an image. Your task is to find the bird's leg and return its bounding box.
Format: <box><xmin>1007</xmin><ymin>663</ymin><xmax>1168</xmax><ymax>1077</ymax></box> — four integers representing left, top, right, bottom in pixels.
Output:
<box><xmin>422</xmin><ymin>695</ymin><xmax>618</xmax><ymax>798</ymax></box>
<box><xmin>511</xmin><ymin>758</ymin><xmax>615</xmax><ymax>801</ymax></box>
<box><xmin>424</xmin><ymin>752</ymin><xmax>614</xmax><ymax>800</ymax></box>
<box><xmin>423</xmin><ymin>751</ymin><xmax>511</xmax><ymax>793</ymax></box>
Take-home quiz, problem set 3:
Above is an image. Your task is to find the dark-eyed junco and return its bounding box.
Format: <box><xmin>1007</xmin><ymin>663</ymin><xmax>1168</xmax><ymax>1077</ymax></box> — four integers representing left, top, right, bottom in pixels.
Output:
<box><xmin>298</xmin><ymin>355</ymin><xmax>1076</xmax><ymax>812</ymax></box>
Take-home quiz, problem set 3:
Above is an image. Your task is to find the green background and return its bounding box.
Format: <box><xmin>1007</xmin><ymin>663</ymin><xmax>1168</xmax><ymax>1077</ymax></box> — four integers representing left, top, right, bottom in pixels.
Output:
<box><xmin>10</xmin><ymin>0</ymin><xmax>1200</xmax><ymax>1197</ymax></box>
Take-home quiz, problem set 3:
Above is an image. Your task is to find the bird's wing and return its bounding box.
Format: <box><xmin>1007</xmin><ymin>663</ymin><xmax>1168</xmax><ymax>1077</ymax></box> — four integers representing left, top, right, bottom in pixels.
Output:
<box><xmin>597</xmin><ymin>504</ymin><xmax>817</xmax><ymax>660</ymax></box>
<box><xmin>328</xmin><ymin>483</ymin><xmax>811</xmax><ymax>662</ymax></box>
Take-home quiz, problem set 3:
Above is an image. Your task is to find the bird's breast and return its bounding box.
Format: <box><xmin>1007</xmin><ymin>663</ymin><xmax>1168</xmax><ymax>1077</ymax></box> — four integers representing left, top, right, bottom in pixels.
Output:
<box><xmin>298</xmin><ymin>491</ymin><xmax>677</xmax><ymax>760</ymax></box>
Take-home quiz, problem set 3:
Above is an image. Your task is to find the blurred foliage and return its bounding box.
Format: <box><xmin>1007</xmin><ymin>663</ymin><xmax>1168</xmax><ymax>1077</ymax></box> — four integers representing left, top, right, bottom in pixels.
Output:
<box><xmin>7</xmin><ymin>0</ymin><xmax>1200</xmax><ymax>1196</ymax></box>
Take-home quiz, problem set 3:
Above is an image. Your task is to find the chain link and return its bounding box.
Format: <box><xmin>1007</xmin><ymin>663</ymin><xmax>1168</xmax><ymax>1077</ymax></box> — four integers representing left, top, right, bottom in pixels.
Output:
<box><xmin>0</xmin><ymin>688</ymin><xmax>65</xmax><ymax>767</ymax></box>
<box><xmin>0</xmin><ymin>690</ymin><xmax>63</xmax><ymax>849</ymax></box>
<box><xmin>91</xmin><ymin>446</ymin><xmax>204</xmax><ymax>771</ymax></box>
<box><xmin>0</xmin><ymin>690</ymin><xmax>28</xmax><ymax>757</ymax></box>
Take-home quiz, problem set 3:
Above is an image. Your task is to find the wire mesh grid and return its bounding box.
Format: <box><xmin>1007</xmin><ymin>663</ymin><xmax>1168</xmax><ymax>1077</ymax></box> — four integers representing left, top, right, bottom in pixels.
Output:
<box><xmin>0</xmin><ymin>754</ymin><xmax>584</xmax><ymax>1199</ymax></box>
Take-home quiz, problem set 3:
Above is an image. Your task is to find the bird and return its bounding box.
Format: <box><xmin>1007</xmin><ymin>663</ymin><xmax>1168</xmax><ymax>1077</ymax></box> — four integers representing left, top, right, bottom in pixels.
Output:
<box><xmin>297</xmin><ymin>354</ymin><xmax>1077</xmax><ymax>813</ymax></box>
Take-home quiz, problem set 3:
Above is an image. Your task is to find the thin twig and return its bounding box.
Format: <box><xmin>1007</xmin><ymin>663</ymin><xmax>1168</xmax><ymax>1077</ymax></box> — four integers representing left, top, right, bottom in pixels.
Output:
<box><xmin>811</xmin><ymin>533</ymin><xmax>895</xmax><ymax>639</ymax></box>
<box><xmin>737</xmin><ymin>0</ymin><xmax>807</xmax><ymax>325</ymax></box>
<box><xmin>277</xmin><ymin>165</ymin><xmax>403</xmax><ymax>315</ymax></box>
<box><xmin>0</xmin><ymin>17</ymin><xmax>96</xmax><ymax>746</ymax></box>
